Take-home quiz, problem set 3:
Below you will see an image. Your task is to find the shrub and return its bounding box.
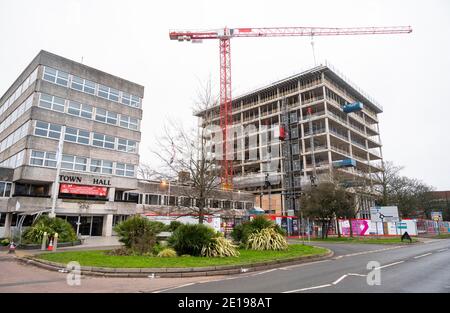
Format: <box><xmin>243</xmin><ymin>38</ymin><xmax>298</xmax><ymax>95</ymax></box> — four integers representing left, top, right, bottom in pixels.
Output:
<box><xmin>22</xmin><ymin>215</ymin><xmax>77</xmax><ymax>244</ymax></box>
<box><xmin>201</xmin><ymin>235</ymin><xmax>240</xmax><ymax>257</ymax></box>
<box><xmin>1</xmin><ymin>238</ymin><xmax>10</xmax><ymax>246</ymax></box>
<box><xmin>168</xmin><ymin>223</ymin><xmax>217</xmax><ymax>256</ymax></box>
<box><xmin>113</xmin><ymin>215</ymin><xmax>165</xmax><ymax>255</ymax></box>
<box><xmin>247</xmin><ymin>228</ymin><xmax>288</xmax><ymax>251</ymax></box>
<box><xmin>167</xmin><ymin>221</ymin><xmax>183</xmax><ymax>232</ymax></box>
<box><xmin>157</xmin><ymin>248</ymin><xmax>177</xmax><ymax>258</ymax></box>
<box><xmin>231</xmin><ymin>216</ymin><xmax>285</xmax><ymax>244</ymax></box>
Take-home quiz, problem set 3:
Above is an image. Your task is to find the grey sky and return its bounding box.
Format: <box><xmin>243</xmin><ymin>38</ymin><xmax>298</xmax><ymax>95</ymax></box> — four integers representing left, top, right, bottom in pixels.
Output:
<box><xmin>1</xmin><ymin>0</ymin><xmax>449</xmax><ymax>189</ymax></box>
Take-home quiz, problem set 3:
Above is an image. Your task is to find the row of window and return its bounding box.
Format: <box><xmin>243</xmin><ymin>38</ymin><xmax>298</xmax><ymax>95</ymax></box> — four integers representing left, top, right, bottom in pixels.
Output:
<box><xmin>137</xmin><ymin>193</ymin><xmax>253</xmax><ymax>209</ymax></box>
<box><xmin>38</xmin><ymin>93</ymin><xmax>139</xmax><ymax>130</ymax></box>
<box><xmin>0</xmin><ymin>67</ymin><xmax>38</xmax><ymax>116</ymax></box>
<box><xmin>0</xmin><ymin>121</ymin><xmax>30</xmax><ymax>153</ymax></box>
<box><xmin>42</xmin><ymin>66</ymin><xmax>141</xmax><ymax>108</ymax></box>
<box><xmin>0</xmin><ymin>150</ymin><xmax>25</xmax><ymax>169</ymax></box>
<box><xmin>0</xmin><ymin>94</ymin><xmax>33</xmax><ymax>133</ymax></box>
<box><xmin>30</xmin><ymin>149</ymin><xmax>135</xmax><ymax>177</ymax></box>
<box><xmin>0</xmin><ymin>182</ymin><xmax>12</xmax><ymax>198</ymax></box>
<box><xmin>34</xmin><ymin>120</ymin><xmax>138</xmax><ymax>153</ymax></box>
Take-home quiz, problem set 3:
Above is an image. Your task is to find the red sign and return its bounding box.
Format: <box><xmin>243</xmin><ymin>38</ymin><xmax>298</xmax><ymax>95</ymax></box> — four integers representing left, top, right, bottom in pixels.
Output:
<box><xmin>59</xmin><ymin>184</ymin><xmax>108</xmax><ymax>197</ymax></box>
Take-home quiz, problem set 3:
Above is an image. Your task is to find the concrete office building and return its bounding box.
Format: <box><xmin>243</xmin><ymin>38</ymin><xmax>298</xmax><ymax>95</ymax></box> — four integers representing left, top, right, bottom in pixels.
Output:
<box><xmin>196</xmin><ymin>63</ymin><xmax>384</xmax><ymax>218</ymax></box>
<box><xmin>0</xmin><ymin>50</ymin><xmax>144</xmax><ymax>237</ymax></box>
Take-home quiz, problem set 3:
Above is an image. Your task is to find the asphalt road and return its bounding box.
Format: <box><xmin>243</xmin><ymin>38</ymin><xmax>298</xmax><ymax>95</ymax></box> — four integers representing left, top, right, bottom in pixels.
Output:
<box><xmin>1</xmin><ymin>239</ymin><xmax>449</xmax><ymax>293</ymax></box>
<box><xmin>155</xmin><ymin>239</ymin><xmax>450</xmax><ymax>293</ymax></box>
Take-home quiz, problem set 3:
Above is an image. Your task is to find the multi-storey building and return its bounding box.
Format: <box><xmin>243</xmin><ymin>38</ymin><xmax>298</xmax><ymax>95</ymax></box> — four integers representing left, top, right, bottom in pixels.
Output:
<box><xmin>196</xmin><ymin>63</ymin><xmax>383</xmax><ymax>218</ymax></box>
<box><xmin>0</xmin><ymin>50</ymin><xmax>144</xmax><ymax>237</ymax></box>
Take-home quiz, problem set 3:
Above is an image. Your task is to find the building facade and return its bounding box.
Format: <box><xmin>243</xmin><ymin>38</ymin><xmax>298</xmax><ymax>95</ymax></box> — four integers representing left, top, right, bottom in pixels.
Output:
<box><xmin>0</xmin><ymin>50</ymin><xmax>144</xmax><ymax>237</ymax></box>
<box><xmin>197</xmin><ymin>63</ymin><xmax>384</xmax><ymax>217</ymax></box>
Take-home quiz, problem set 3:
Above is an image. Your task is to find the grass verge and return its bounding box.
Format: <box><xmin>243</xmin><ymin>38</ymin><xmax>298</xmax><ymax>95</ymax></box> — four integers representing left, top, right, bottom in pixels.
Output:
<box><xmin>36</xmin><ymin>244</ymin><xmax>327</xmax><ymax>268</ymax></box>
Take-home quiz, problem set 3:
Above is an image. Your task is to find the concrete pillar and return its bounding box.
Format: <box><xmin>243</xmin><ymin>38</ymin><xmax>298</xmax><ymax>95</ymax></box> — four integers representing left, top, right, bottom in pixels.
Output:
<box><xmin>4</xmin><ymin>213</ymin><xmax>12</xmax><ymax>238</ymax></box>
<box><xmin>102</xmin><ymin>214</ymin><xmax>113</xmax><ymax>237</ymax></box>
<box><xmin>107</xmin><ymin>187</ymin><xmax>115</xmax><ymax>202</ymax></box>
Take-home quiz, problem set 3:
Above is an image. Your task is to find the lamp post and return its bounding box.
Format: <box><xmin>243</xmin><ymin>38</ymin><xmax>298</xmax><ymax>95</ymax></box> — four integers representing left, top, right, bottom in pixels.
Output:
<box><xmin>50</xmin><ymin>126</ymin><xmax>66</xmax><ymax>218</ymax></box>
<box><xmin>161</xmin><ymin>180</ymin><xmax>171</xmax><ymax>216</ymax></box>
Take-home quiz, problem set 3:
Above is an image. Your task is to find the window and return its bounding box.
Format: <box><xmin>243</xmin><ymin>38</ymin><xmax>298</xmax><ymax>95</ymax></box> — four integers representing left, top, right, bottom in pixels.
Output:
<box><xmin>0</xmin><ymin>150</ymin><xmax>25</xmax><ymax>168</ymax></box>
<box><xmin>92</xmin><ymin>133</ymin><xmax>115</xmax><ymax>149</ymax></box>
<box><xmin>68</xmin><ymin>101</ymin><xmax>93</xmax><ymax>119</ymax></box>
<box><xmin>109</xmin><ymin>88</ymin><xmax>119</xmax><ymax>102</ymax></box>
<box><xmin>291</xmin><ymin>127</ymin><xmax>298</xmax><ymax>139</ymax></box>
<box><xmin>0</xmin><ymin>94</ymin><xmax>33</xmax><ymax>133</ymax></box>
<box><xmin>65</xmin><ymin>127</ymin><xmax>90</xmax><ymax>145</ymax></box>
<box><xmin>42</xmin><ymin>66</ymin><xmax>69</xmax><ymax>87</ymax></box>
<box><xmin>130</xmin><ymin>95</ymin><xmax>140</xmax><ymax>107</ymax></box>
<box><xmin>121</xmin><ymin>93</ymin><xmax>131</xmax><ymax>105</ymax></box>
<box><xmin>120</xmin><ymin>115</ymin><xmax>138</xmax><ymax>130</ymax></box>
<box><xmin>71</xmin><ymin>76</ymin><xmax>83</xmax><ymax>91</ymax></box>
<box><xmin>293</xmin><ymin>160</ymin><xmax>301</xmax><ymax>171</ymax></box>
<box><xmin>95</xmin><ymin>108</ymin><xmax>107</xmax><ymax>122</ymax></box>
<box><xmin>0</xmin><ymin>182</ymin><xmax>12</xmax><ymax>197</ymax></box>
<box><xmin>61</xmin><ymin>155</ymin><xmax>87</xmax><ymax>171</ymax></box>
<box><xmin>98</xmin><ymin>85</ymin><xmax>109</xmax><ymax>99</ymax></box>
<box><xmin>106</xmin><ymin>111</ymin><xmax>117</xmax><ymax>125</ymax></box>
<box><xmin>38</xmin><ymin>93</ymin><xmax>65</xmax><ymax>112</ymax></box>
<box><xmin>34</xmin><ymin>121</ymin><xmax>61</xmax><ymax>139</ymax></box>
<box><xmin>118</xmin><ymin>138</ymin><xmax>136</xmax><ymax>153</ymax></box>
<box><xmin>290</xmin><ymin>112</ymin><xmax>298</xmax><ymax>123</ymax></box>
<box><xmin>30</xmin><ymin>150</ymin><xmax>56</xmax><ymax>167</ymax></box>
<box><xmin>83</xmin><ymin>80</ymin><xmax>96</xmax><ymax>94</ymax></box>
<box><xmin>292</xmin><ymin>143</ymin><xmax>300</xmax><ymax>155</ymax></box>
<box><xmin>90</xmin><ymin>159</ymin><xmax>113</xmax><ymax>174</ymax></box>
<box><xmin>0</xmin><ymin>122</ymin><xmax>29</xmax><ymax>153</ymax></box>
<box><xmin>116</xmin><ymin>163</ymin><xmax>134</xmax><ymax>177</ymax></box>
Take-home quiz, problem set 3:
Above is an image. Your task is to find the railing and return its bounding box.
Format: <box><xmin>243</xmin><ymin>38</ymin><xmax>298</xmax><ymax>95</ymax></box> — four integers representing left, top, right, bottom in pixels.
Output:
<box><xmin>330</xmin><ymin>145</ymin><xmax>350</xmax><ymax>156</ymax></box>
<box><xmin>351</xmin><ymin>139</ymin><xmax>366</xmax><ymax>149</ymax></box>
<box><xmin>302</xmin><ymin>111</ymin><xmax>325</xmax><ymax>120</ymax></box>
<box><xmin>329</xmin><ymin>128</ymin><xmax>349</xmax><ymax>141</ymax></box>
<box><xmin>304</xmin><ymin>145</ymin><xmax>327</xmax><ymax>153</ymax></box>
<box><xmin>303</xmin><ymin>128</ymin><xmax>326</xmax><ymax>136</ymax></box>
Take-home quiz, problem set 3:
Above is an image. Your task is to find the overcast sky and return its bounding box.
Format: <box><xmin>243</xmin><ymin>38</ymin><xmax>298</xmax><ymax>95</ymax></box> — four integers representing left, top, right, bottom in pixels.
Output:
<box><xmin>1</xmin><ymin>0</ymin><xmax>449</xmax><ymax>189</ymax></box>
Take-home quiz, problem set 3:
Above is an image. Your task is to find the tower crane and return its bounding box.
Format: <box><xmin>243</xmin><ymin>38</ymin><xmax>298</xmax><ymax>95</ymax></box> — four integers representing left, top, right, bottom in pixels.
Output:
<box><xmin>169</xmin><ymin>26</ymin><xmax>412</xmax><ymax>190</ymax></box>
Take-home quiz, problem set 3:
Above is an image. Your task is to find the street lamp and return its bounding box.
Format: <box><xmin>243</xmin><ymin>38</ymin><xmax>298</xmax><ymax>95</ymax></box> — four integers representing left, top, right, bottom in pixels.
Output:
<box><xmin>161</xmin><ymin>179</ymin><xmax>171</xmax><ymax>216</ymax></box>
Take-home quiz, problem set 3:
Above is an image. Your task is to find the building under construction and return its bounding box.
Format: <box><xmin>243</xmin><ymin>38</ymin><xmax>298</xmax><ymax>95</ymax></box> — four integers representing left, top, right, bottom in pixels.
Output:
<box><xmin>196</xmin><ymin>62</ymin><xmax>383</xmax><ymax>218</ymax></box>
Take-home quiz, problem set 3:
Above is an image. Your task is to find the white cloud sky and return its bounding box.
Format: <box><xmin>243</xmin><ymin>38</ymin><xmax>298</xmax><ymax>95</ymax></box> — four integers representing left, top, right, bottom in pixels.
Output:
<box><xmin>1</xmin><ymin>0</ymin><xmax>449</xmax><ymax>189</ymax></box>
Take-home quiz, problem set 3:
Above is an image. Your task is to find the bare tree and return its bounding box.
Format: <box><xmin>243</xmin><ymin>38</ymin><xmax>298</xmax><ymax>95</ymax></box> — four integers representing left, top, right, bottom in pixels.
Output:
<box><xmin>373</xmin><ymin>161</ymin><xmax>404</xmax><ymax>206</ymax></box>
<box><xmin>151</xmin><ymin>80</ymin><xmax>222</xmax><ymax>223</ymax></box>
<box><xmin>137</xmin><ymin>163</ymin><xmax>163</xmax><ymax>180</ymax></box>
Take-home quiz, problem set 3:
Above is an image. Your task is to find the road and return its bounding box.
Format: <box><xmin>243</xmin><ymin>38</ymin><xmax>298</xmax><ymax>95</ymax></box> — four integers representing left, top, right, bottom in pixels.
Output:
<box><xmin>0</xmin><ymin>239</ymin><xmax>449</xmax><ymax>293</ymax></box>
<box><xmin>156</xmin><ymin>239</ymin><xmax>450</xmax><ymax>293</ymax></box>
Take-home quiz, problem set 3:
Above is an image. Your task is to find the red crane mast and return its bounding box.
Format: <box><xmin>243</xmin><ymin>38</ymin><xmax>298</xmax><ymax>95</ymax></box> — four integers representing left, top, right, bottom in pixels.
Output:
<box><xmin>169</xmin><ymin>26</ymin><xmax>412</xmax><ymax>190</ymax></box>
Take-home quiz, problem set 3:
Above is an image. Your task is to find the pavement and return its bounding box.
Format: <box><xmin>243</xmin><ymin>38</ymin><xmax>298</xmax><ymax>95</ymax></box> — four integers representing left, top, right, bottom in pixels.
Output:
<box><xmin>0</xmin><ymin>238</ymin><xmax>449</xmax><ymax>293</ymax></box>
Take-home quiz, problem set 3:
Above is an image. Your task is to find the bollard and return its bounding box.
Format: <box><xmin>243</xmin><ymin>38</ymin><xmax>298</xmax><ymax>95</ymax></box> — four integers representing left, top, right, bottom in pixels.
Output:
<box><xmin>53</xmin><ymin>233</ymin><xmax>58</xmax><ymax>252</ymax></box>
<box><xmin>41</xmin><ymin>232</ymin><xmax>48</xmax><ymax>251</ymax></box>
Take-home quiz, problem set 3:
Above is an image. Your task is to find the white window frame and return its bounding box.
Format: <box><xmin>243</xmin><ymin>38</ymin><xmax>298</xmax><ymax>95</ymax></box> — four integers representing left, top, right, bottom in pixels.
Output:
<box><xmin>117</xmin><ymin>138</ymin><xmax>136</xmax><ymax>153</ymax></box>
<box><xmin>38</xmin><ymin>93</ymin><xmax>65</xmax><ymax>112</ymax></box>
<box><xmin>34</xmin><ymin>121</ymin><xmax>62</xmax><ymax>139</ymax></box>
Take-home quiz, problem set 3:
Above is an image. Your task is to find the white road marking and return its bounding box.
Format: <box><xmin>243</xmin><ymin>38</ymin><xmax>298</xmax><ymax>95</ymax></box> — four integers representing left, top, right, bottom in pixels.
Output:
<box><xmin>283</xmin><ymin>284</ymin><xmax>332</xmax><ymax>293</ymax></box>
<box><xmin>332</xmin><ymin>274</ymin><xmax>348</xmax><ymax>285</ymax></box>
<box><xmin>437</xmin><ymin>248</ymin><xmax>448</xmax><ymax>252</ymax></box>
<box><xmin>348</xmin><ymin>273</ymin><xmax>367</xmax><ymax>277</ymax></box>
<box><xmin>374</xmin><ymin>261</ymin><xmax>404</xmax><ymax>270</ymax></box>
<box><xmin>414</xmin><ymin>253</ymin><xmax>432</xmax><ymax>259</ymax></box>
<box><xmin>152</xmin><ymin>282</ymin><xmax>195</xmax><ymax>293</ymax></box>
<box><xmin>251</xmin><ymin>269</ymin><xmax>277</xmax><ymax>276</ymax></box>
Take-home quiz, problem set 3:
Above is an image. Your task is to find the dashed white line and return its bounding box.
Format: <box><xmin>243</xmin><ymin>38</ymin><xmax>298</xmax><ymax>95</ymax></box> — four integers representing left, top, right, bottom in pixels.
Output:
<box><xmin>374</xmin><ymin>261</ymin><xmax>405</xmax><ymax>270</ymax></box>
<box><xmin>279</xmin><ymin>259</ymin><xmax>331</xmax><ymax>270</ymax></box>
<box><xmin>332</xmin><ymin>274</ymin><xmax>348</xmax><ymax>285</ymax></box>
<box><xmin>152</xmin><ymin>283</ymin><xmax>195</xmax><ymax>293</ymax></box>
<box><xmin>437</xmin><ymin>248</ymin><xmax>448</xmax><ymax>252</ymax></box>
<box><xmin>414</xmin><ymin>253</ymin><xmax>432</xmax><ymax>259</ymax></box>
<box><xmin>348</xmin><ymin>273</ymin><xmax>367</xmax><ymax>277</ymax></box>
<box><xmin>283</xmin><ymin>284</ymin><xmax>332</xmax><ymax>293</ymax></box>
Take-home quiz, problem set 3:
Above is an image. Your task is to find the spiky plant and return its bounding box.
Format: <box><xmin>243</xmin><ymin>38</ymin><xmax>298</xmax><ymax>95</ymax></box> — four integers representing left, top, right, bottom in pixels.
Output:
<box><xmin>201</xmin><ymin>236</ymin><xmax>240</xmax><ymax>257</ymax></box>
<box><xmin>247</xmin><ymin>227</ymin><xmax>288</xmax><ymax>251</ymax></box>
<box><xmin>157</xmin><ymin>248</ymin><xmax>177</xmax><ymax>257</ymax></box>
